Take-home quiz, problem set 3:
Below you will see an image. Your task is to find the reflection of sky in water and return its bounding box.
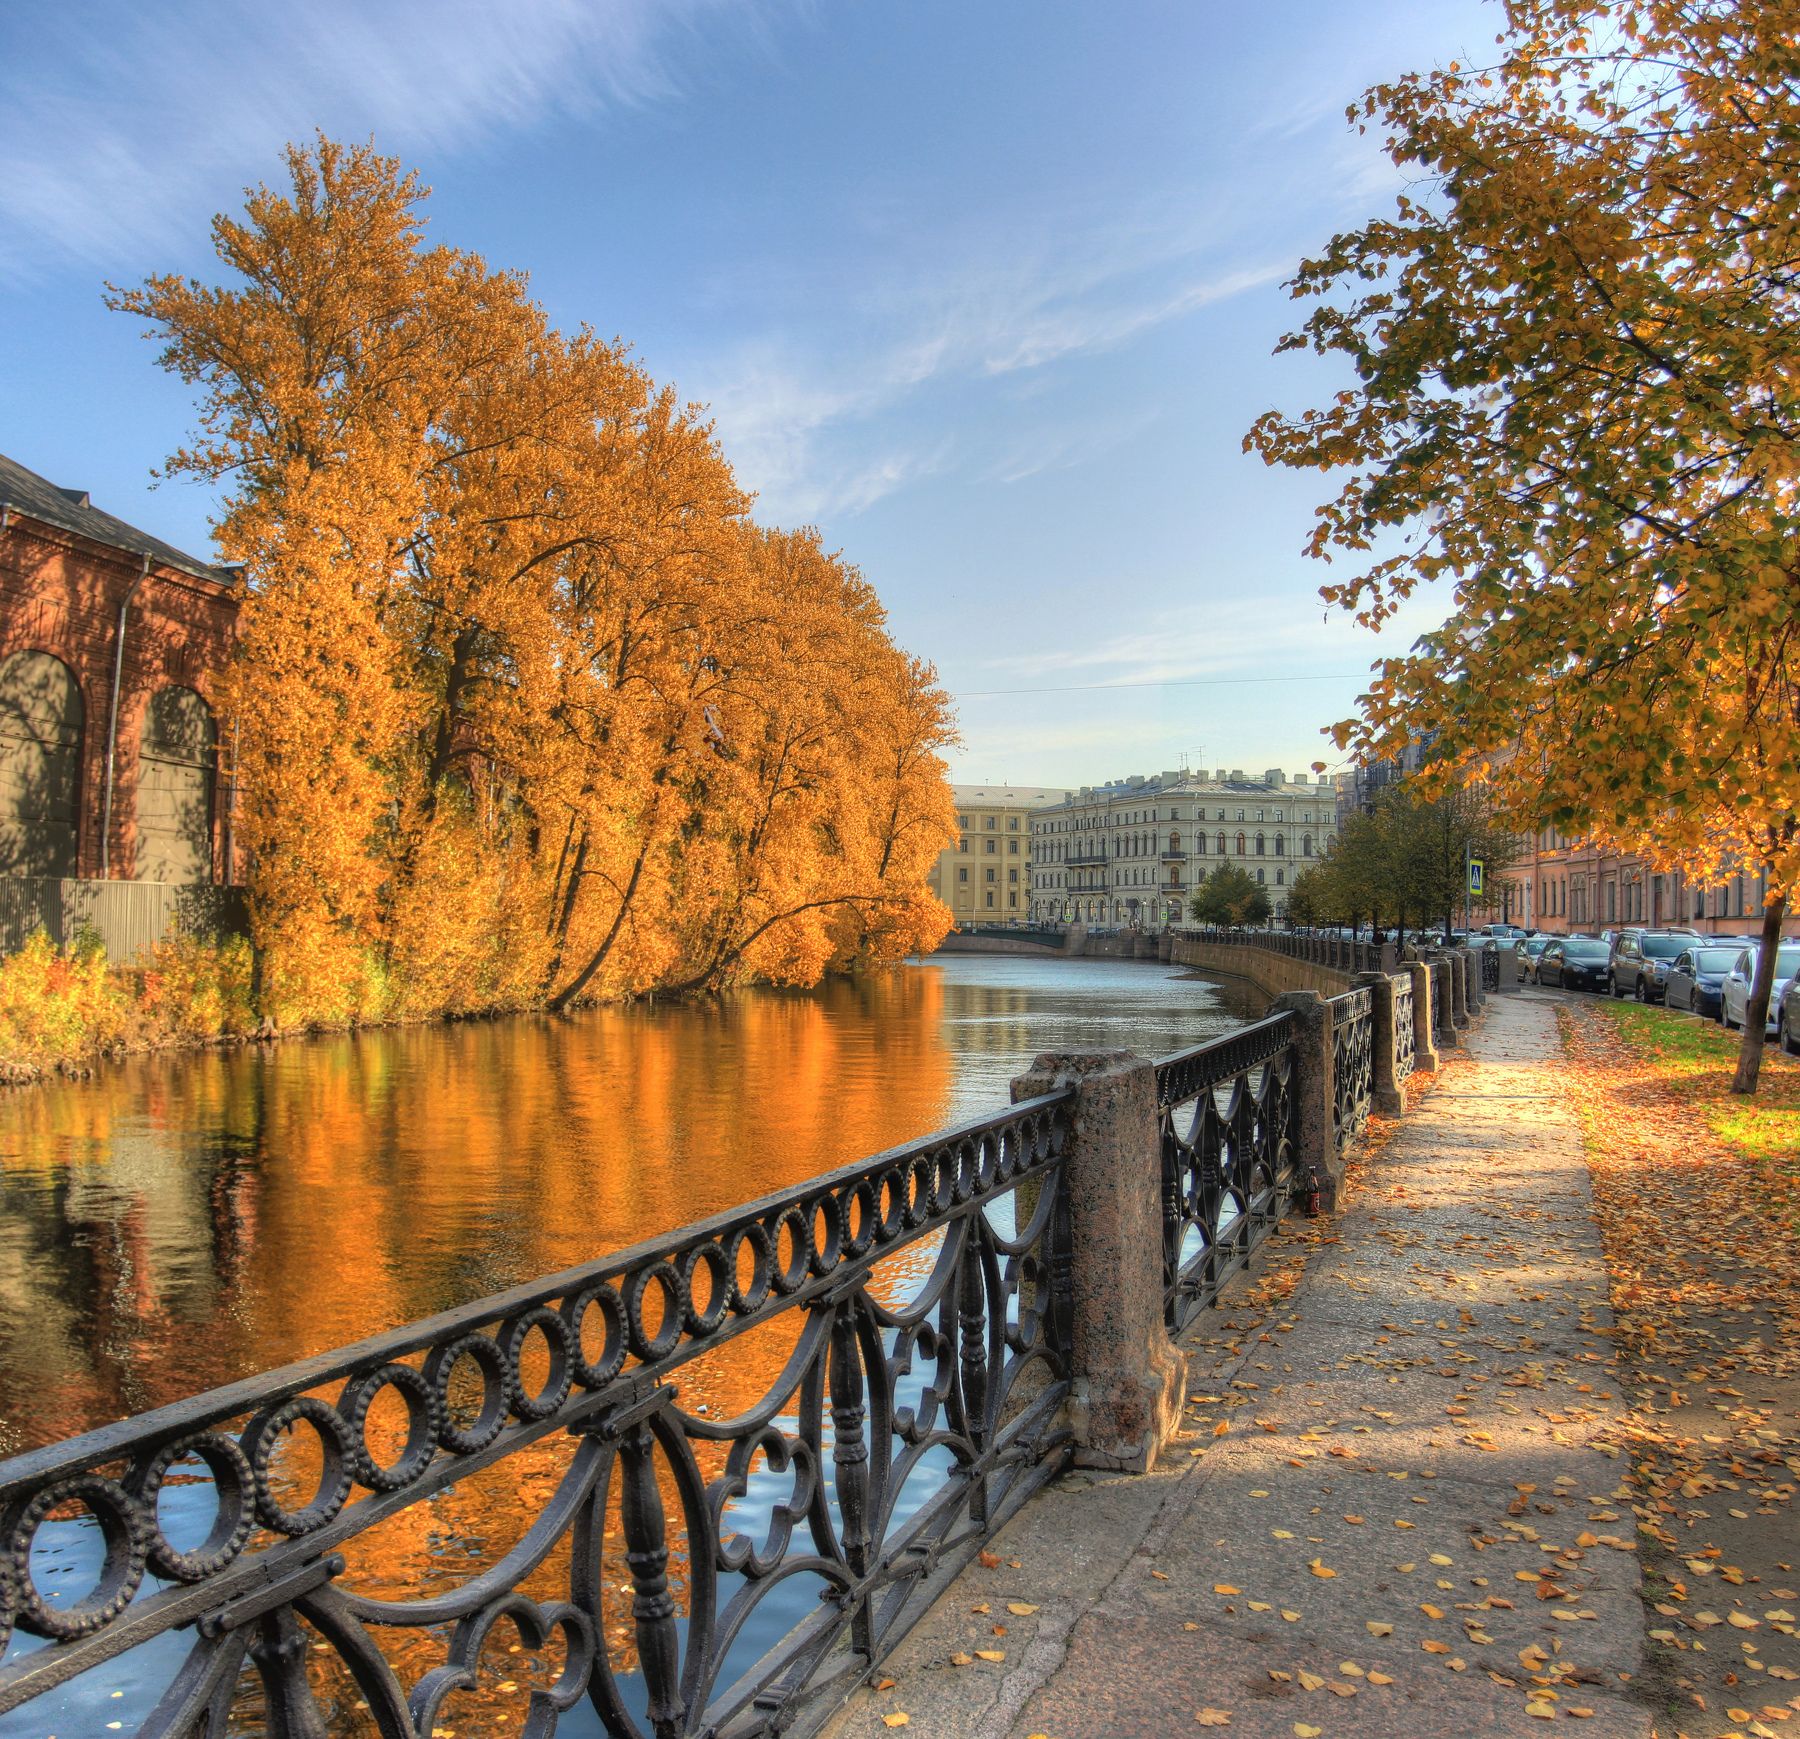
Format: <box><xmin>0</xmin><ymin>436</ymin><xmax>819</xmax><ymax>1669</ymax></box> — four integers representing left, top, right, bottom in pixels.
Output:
<box><xmin>0</xmin><ymin>956</ymin><xmax>1253</xmax><ymax>1734</ymax></box>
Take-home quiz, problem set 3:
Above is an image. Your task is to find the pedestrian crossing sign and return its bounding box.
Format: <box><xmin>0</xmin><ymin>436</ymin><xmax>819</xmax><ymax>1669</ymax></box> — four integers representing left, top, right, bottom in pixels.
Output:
<box><xmin>1468</xmin><ymin>858</ymin><xmax>1485</xmax><ymax>896</ymax></box>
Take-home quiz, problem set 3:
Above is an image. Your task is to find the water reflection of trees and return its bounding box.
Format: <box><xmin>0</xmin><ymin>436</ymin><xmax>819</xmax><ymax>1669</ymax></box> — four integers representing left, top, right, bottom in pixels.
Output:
<box><xmin>0</xmin><ymin>970</ymin><xmax>955</xmax><ymax>1456</ymax></box>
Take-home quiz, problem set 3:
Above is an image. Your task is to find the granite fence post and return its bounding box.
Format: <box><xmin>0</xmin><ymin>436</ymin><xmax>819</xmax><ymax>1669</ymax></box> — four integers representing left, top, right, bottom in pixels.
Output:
<box><xmin>1497</xmin><ymin>946</ymin><xmax>1520</xmax><ymax>993</ymax></box>
<box><xmin>1010</xmin><ymin>1050</ymin><xmax>1186</xmax><ymax>1473</ymax></box>
<box><xmin>1269</xmin><ymin>990</ymin><xmax>1338</xmax><ymax>1212</ymax></box>
<box><xmin>1429</xmin><ymin>956</ymin><xmax>1460</xmax><ymax>1049</ymax></box>
<box><xmin>1405</xmin><ymin>960</ymin><xmax>1441</xmax><ymax>1073</ymax></box>
<box><xmin>1462</xmin><ymin>945</ymin><xmax>1486</xmax><ymax>1014</ymax></box>
<box><xmin>1448</xmin><ymin>950</ymin><xmax>1471</xmax><ymax>1028</ymax></box>
<box><xmin>1354</xmin><ymin>970</ymin><xmax>1404</xmax><ymax>1114</ymax></box>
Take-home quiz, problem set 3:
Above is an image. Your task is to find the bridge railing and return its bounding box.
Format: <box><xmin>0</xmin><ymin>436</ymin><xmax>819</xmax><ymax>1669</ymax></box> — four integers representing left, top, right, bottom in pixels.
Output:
<box><xmin>0</xmin><ymin>976</ymin><xmax>1439</xmax><ymax>1738</ymax></box>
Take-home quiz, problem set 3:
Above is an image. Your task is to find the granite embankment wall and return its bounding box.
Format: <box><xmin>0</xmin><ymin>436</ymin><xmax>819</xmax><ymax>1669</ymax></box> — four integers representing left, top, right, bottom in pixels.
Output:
<box><xmin>1164</xmin><ymin>934</ymin><xmax>1350</xmax><ymax>1001</ymax></box>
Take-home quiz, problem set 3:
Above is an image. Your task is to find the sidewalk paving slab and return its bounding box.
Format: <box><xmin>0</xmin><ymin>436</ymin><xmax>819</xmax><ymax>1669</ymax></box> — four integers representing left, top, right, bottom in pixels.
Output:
<box><xmin>821</xmin><ymin>997</ymin><xmax>1655</xmax><ymax>1739</ymax></box>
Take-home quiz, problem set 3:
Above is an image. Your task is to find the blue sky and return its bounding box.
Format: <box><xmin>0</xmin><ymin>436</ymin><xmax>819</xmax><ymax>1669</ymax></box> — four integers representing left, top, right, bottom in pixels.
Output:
<box><xmin>0</xmin><ymin>0</ymin><xmax>1495</xmax><ymax>787</ymax></box>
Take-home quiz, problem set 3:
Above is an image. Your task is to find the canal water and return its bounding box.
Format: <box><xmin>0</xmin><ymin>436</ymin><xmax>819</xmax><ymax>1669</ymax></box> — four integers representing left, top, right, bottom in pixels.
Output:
<box><xmin>0</xmin><ymin>954</ymin><xmax>1255</xmax><ymax>1734</ymax></box>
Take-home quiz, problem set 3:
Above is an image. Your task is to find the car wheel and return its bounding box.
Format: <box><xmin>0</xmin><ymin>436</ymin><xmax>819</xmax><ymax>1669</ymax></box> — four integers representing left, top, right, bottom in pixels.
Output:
<box><xmin>1723</xmin><ymin>1001</ymin><xmax>1737</xmax><ymax>1030</ymax></box>
<box><xmin>1635</xmin><ymin>978</ymin><xmax>1648</xmax><ymax>1003</ymax></box>
<box><xmin>1611</xmin><ymin>975</ymin><xmax>1625</xmax><ymax>999</ymax></box>
<box><xmin>1785</xmin><ymin>1015</ymin><xmax>1800</xmax><ymax>1058</ymax></box>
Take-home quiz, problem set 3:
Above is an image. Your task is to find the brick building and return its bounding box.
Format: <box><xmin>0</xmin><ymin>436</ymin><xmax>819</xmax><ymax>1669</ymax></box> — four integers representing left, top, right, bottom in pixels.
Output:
<box><xmin>1527</xmin><ymin>830</ymin><xmax>1798</xmax><ymax>940</ymax></box>
<box><xmin>0</xmin><ymin>452</ymin><xmax>241</xmax><ymax>884</ymax></box>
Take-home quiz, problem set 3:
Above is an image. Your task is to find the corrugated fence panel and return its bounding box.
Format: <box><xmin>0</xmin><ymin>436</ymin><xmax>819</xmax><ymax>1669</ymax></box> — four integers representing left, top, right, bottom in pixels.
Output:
<box><xmin>0</xmin><ymin>877</ymin><xmax>248</xmax><ymax>959</ymax></box>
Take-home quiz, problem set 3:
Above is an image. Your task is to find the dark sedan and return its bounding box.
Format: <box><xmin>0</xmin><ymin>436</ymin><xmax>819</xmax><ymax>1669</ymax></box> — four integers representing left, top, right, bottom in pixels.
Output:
<box><xmin>1538</xmin><ymin>936</ymin><xmax>1612</xmax><ymax>991</ymax></box>
<box><xmin>1664</xmin><ymin>946</ymin><xmax>1741</xmax><ymax>1019</ymax></box>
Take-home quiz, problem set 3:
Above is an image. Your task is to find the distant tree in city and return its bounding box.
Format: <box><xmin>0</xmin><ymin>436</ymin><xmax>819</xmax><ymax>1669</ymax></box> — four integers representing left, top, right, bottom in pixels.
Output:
<box><xmin>111</xmin><ymin>138</ymin><xmax>955</xmax><ymax>1026</ymax></box>
<box><xmin>1284</xmin><ymin>866</ymin><xmax>1331</xmax><ymax>930</ymax></box>
<box><xmin>1190</xmin><ymin>864</ymin><xmax>1272</xmax><ymax>928</ymax></box>
<box><xmin>1248</xmin><ymin>0</ymin><xmax>1800</xmax><ymax>1090</ymax></box>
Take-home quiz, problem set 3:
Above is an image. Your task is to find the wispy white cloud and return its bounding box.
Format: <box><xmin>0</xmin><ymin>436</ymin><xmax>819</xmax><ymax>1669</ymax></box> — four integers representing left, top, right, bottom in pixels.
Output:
<box><xmin>981</xmin><ymin>590</ymin><xmax>1450</xmax><ymax>685</ymax></box>
<box><xmin>0</xmin><ymin>0</ymin><xmax>770</xmax><ymax>276</ymax></box>
<box><xmin>692</xmin><ymin>196</ymin><xmax>1289</xmax><ymax>520</ymax></box>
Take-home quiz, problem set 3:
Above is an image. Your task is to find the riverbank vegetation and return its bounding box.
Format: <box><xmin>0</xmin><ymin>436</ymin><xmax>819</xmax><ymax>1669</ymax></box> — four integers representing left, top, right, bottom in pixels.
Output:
<box><xmin>1250</xmin><ymin>0</ymin><xmax>1800</xmax><ymax>1090</ymax></box>
<box><xmin>103</xmin><ymin>139</ymin><xmax>955</xmax><ymax>1036</ymax></box>
<box><xmin>0</xmin><ymin>930</ymin><xmax>255</xmax><ymax>1080</ymax></box>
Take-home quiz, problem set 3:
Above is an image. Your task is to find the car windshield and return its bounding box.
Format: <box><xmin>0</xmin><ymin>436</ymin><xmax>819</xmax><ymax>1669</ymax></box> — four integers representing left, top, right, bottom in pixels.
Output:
<box><xmin>1740</xmin><ymin>947</ymin><xmax>1800</xmax><ymax>975</ymax></box>
<box><xmin>1641</xmin><ymin>936</ymin><xmax>1690</xmax><ymax>959</ymax></box>
<box><xmin>1564</xmin><ymin>939</ymin><xmax>1610</xmax><ymax>959</ymax></box>
<box><xmin>1693</xmin><ymin>949</ymin><xmax>1739</xmax><ymax>971</ymax></box>
<box><xmin>1521</xmin><ymin>938</ymin><xmax>1549</xmax><ymax>954</ymax></box>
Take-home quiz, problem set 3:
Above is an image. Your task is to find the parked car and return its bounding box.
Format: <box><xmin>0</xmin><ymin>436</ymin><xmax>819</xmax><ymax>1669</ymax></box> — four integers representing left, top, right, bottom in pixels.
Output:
<box><xmin>1721</xmin><ymin>944</ymin><xmax>1800</xmax><ymax>1034</ymax></box>
<box><xmin>1609</xmin><ymin>929</ymin><xmax>1702</xmax><ymax>1003</ymax></box>
<box><xmin>1780</xmin><ymin>977</ymin><xmax>1800</xmax><ymax>1056</ymax></box>
<box><xmin>1664</xmin><ymin>946</ymin><xmax>1743</xmax><ymax>1020</ymax></box>
<box><xmin>1538</xmin><ymin>935</ymin><xmax>1611</xmax><ymax>991</ymax></box>
<box><xmin>1513</xmin><ymin>936</ymin><xmax>1553</xmax><ymax>983</ymax></box>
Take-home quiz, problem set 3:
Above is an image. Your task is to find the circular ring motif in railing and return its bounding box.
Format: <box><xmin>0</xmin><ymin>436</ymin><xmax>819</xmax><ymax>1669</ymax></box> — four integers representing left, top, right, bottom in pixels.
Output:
<box><xmin>562</xmin><ymin>1282</ymin><xmax>628</xmax><ymax>1390</ymax></box>
<box><xmin>0</xmin><ymin>1553</ymin><xmax>15</xmax><ymax>1656</ymax></box>
<box><xmin>500</xmin><ymin>1307</ymin><xmax>574</xmax><ymax>1422</ymax></box>
<box><xmin>241</xmin><ymin>1396</ymin><xmax>358</xmax><ymax>1536</ymax></box>
<box><xmin>127</xmin><ymin>1429</ymin><xmax>255</xmax><ymax>1580</ymax></box>
<box><xmin>903</xmin><ymin>1153</ymin><xmax>935</xmax><ymax>1229</ymax></box>
<box><xmin>841</xmin><ymin>1177</ymin><xmax>878</xmax><ymax>1259</ymax></box>
<box><xmin>768</xmin><ymin>1205</ymin><xmax>811</xmax><ymax>1295</ymax></box>
<box><xmin>951</xmin><ymin>1137</ymin><xmax>980</xmax><ymax>1204</ymax></box>
<box><xmin>806</xmin><ymin>1189</ymin><xmax>844</xmax><ymax>1278</ymax></box>
<box><xmin>337</xmin><ymin>1362</ymin><xmax>439</xmax><ymax>1493</ymax></box>
<box><xmin>4</xmin><ymin>1472</ymin><xmax>149</xmax><ymax>1641</ymax></box>
<box><xmin>622</xmin><ymin>1262</ymin><xmax>684</xmax><ymax>1363</ymax></box>
<box><xmin>974</xmin><ymin>1133</ymin><xmax>999</xmax><ymax>1193</ymax></box>
<box><xmin>931</xmin><ymin>1147</ymin><xmax>958</xmax><ymax>1215</ymax></box>
<box><xmin>874</xmin><ymin>1166</ymin><xmax>908</xmax><ymax>1244</ymax></box>
<box><xmin>677</xmin><ymin>1243</ymin><xmax>732</xmax><ymax>1337</ymax></box>
<box><xmin>422</xmin><ymin>1335</ymin><xmax>511</xmax><ymax>1457</ymax></box>
<box><xmin>722</xmin><ymin>1222</ymin><xmax>773</xmax><ymax>1315</ymax></box>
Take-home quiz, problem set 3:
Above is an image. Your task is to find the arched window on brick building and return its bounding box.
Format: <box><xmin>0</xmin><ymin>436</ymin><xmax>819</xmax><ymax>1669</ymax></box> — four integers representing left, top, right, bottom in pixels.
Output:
<box><xmin>0</xmin><ymin>650</ymin><xmax>82</xmax><ymax>878</ymax></box>
<box><xmin>136</xmin><ymin>687</ymin><xmax>215</xmax><ymax>882</ymax></box>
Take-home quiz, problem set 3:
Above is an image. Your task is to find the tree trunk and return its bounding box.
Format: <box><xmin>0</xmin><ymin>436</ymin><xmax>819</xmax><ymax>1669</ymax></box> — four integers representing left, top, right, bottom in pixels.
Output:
<box><xmin>548</xmin><ymin>832</ymin><xmax>651</xmax><ymax>1013</ymax></box>
<box><xmin>1731</xmin><ymin>888</ymin><xmax>1788</xmax><ymax>1095</ymax></box>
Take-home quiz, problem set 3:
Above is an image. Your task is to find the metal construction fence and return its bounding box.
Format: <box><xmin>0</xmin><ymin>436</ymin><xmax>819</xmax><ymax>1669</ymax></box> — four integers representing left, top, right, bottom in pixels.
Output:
<box><xmin>0</xmin><ymin>876</ymin><xmax>248</xmax><ymax>961</ymax></box>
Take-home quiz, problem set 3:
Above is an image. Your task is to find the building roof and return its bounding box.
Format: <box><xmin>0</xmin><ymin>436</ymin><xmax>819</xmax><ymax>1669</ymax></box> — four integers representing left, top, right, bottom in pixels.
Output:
<box><xmin>1036</xmin><ymin>768</ymin><xmax>1335</xmax><ymax>810</ymax></box>
<box><xmin>951</xmin><ymin>784</ymin><xmax>1070</xmax><ymax>806</ymax></box>
<box><xmin>0</xmin><ymin>451</ymin><xmax>236</xmax><ymax>586</ymax></box>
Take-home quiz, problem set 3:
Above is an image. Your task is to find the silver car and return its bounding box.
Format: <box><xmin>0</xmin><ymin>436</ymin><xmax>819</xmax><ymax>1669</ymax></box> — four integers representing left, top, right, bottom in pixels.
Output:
<box><xmin>1721</xmin><ymin>943</ymin><xmax>1800</xmax><ymax>1035</ymax></box>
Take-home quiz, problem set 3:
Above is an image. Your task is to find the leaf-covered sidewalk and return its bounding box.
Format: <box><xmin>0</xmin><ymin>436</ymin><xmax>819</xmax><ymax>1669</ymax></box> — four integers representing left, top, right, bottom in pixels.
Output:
<box><xmin>1562</xmin><ymin>1000</ymin><xmax>1800</xmax><ymax>1739</ymax></box>
<box><xmin>827</xmin><ymin>995</ymin><xmax>1666</xmax><ymax>1739</ymax></box>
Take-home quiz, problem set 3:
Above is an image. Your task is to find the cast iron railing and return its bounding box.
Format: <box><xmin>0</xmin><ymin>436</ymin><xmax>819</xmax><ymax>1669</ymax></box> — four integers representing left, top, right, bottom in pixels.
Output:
<box><xmin>1154</xmin><ymin>1013</ymin><xmax>1299</xmax><ymax>1332</ymax></box>
<box><xmin>1481</xmin><ymin>948</ymin><xmax>1500</xmax><ymax>992</ymax></box>
<box><xmin>1328</xmin><ymin>987</ymin><xmax>1374</xmax><ymax>1155</ymax></box>
<box><xmin>0</xmin><ymin>1096</ymin><xmax>1076</xmax><ymax>1738</ymax></box>
<box><xmin>1394</xmin><ymin>978</ymin><xmax>1417</xmax><ymax>1083</ymax></box>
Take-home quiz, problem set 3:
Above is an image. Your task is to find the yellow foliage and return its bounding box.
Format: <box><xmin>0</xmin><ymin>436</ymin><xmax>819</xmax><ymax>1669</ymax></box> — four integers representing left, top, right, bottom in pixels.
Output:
<box><xmin>108</xmin><ymin>138</ymin><xmax>957</xmax><ymax>1028</ymax></box>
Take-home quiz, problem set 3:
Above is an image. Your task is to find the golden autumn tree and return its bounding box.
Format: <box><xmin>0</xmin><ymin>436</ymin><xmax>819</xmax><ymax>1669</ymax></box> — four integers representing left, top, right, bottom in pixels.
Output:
<box><xmin>111</xmin><ymin>138</ymin><xmax>954</xmax><ymax>1025</ymax></box>
<box><xmin>1248</xmin><ymin>0</ymin><xmax>1800</xmax><ymax>1091</ymax></box>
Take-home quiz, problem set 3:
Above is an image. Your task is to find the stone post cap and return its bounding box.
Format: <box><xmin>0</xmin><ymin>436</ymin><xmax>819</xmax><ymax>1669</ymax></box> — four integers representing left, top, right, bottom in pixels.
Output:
<box><xmin>1012</xmin><ymin>1049</ymin><xmax>1145</xmax><ymax>1102</ymax></box>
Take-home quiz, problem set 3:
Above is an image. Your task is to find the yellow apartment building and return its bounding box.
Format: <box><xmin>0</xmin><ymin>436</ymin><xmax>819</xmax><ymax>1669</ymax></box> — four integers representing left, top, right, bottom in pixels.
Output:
<box><xmin>928</xmin><ymin>784</ymin><xmax>1069</xmax><ymax>927</ymax></box>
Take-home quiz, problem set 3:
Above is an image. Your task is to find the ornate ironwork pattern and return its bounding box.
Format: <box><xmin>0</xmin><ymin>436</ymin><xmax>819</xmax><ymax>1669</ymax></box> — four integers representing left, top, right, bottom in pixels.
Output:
<box><xmin>1153</xmin><ymin>1013</ymin><xmax>1299</xmax><ymax>1332</ymax></box>
<box><xmin>1394</xmin><ymin>978</ymin><xmax>1417</xmax><ymax>1084</ymax></box>
<box><xmin>0</xmin><ymin>1096</ymin><xmax>1076</xmax><ymax>1738</ymax></box>
<box><xmin>1481</xmin><ymin>948</ymin><xmax>1501</xmax><ymax>992</ymax></box>
<box><xmin>1329</xmin><ymin>987</ymin><xmax>1374</xmax><ymax>1154</ymax></box>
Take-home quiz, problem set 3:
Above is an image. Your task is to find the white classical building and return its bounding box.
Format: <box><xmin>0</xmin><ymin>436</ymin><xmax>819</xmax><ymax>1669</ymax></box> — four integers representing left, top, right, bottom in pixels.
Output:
<box><xmin>1028</xmin><ymin>768</ymin><xmax>1339</xmax><ymax>928</ymax></box>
